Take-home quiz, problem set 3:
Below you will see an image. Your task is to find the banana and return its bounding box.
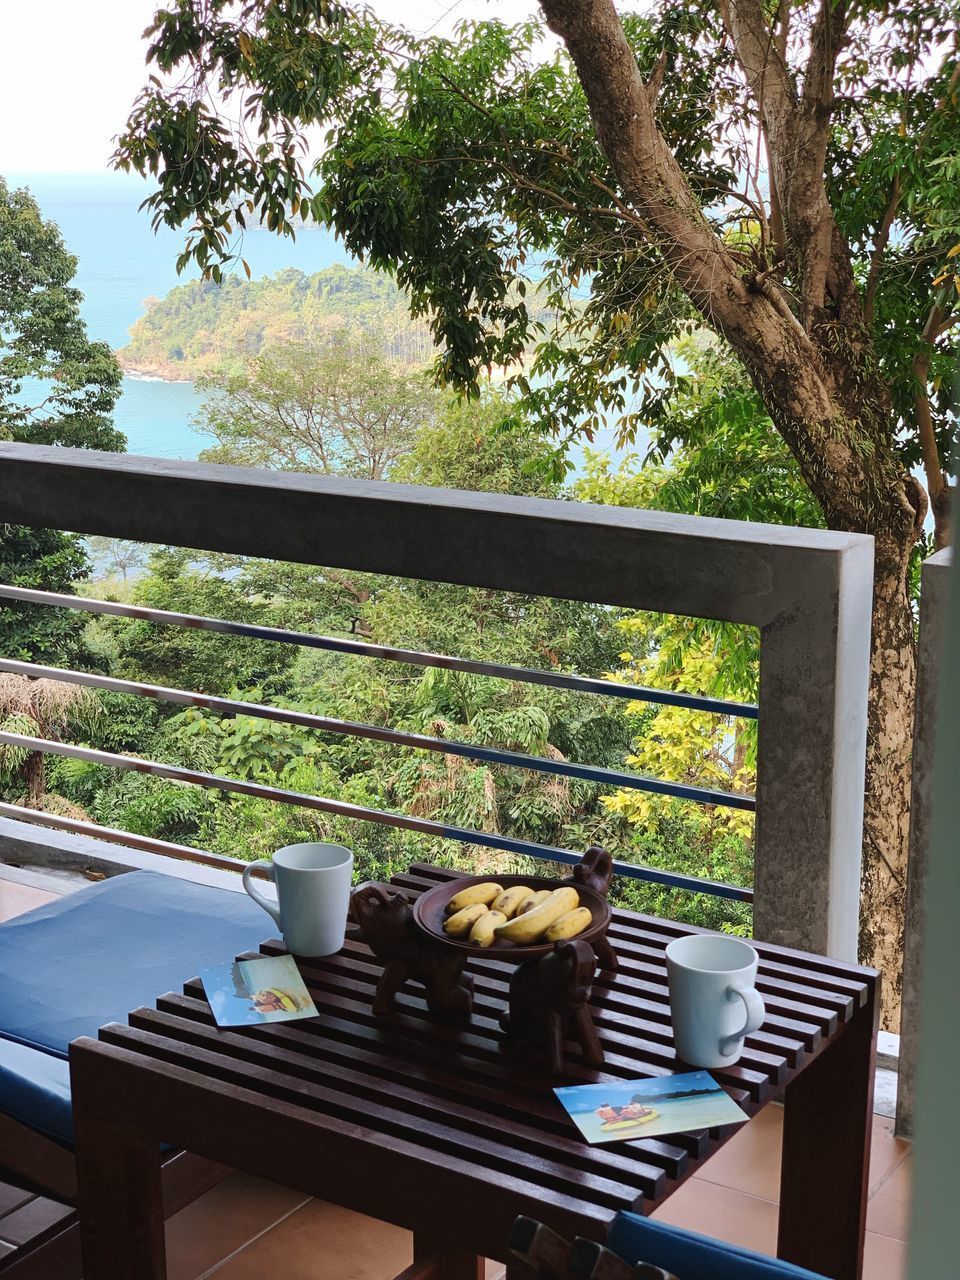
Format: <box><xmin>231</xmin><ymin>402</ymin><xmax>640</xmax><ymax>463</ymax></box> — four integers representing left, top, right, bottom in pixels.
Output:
<box><xmin>469</xmin><ymin>909</ymin><xmax>507</xmax><ymax>947</ymax></box>
<box><xmin>491</xmin><ymin>885</ymin><xmax>534</xmax><ymax>919</ymax></box>
<box><xmin>445</xmin><ymin>881</ymin><xmax>503</xmax><ymax>914</ymax></box>
<box><xmin>516</xmin><ymin>889</ymin><xmax>552</xmax><ymax>915</ymax></box>
<box><xmin>443</xmin><ymin>903</ymin><xmax>490</xmax><ymax>937</ymax></box>
<box><xmin>544</xmin><ymin>906</ymin><xmax>593</xmax><ymax>941</ymax></box>
<box><xmin>494</xmin><ymin>887</ymin><xmax>581</xmax><ymax>944</ymax></box>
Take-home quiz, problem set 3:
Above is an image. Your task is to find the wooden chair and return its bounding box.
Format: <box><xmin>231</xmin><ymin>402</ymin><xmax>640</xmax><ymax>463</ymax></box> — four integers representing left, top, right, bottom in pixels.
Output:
<box><xmin>509</xmin><ymin>1214</ymin><xmax>830</xmax><ymax>1280</ymax></box>
<box><xmin>509</xmin><ymin>1218</ymin><xmax>678</xmax><ymax>1280</ymax></box>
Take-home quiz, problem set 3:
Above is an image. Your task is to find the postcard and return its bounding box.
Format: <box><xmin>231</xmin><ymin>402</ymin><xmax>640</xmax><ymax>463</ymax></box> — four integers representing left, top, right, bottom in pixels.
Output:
<box><xmin>199</xmin><ymin>953</ymin><xmax>318</xmax><ymax>1027</ymax></box>
<box><xmin>555</xmin><ymin>1071</ymin><xmax>748</xmax><ymax>1144</ymax></box>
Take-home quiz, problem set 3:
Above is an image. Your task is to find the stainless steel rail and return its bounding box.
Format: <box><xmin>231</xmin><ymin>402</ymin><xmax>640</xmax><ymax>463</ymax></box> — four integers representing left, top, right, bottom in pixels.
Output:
<box><xmin>0</xmin><ymin>584</ymin><xmax>758</xmax><ymax>718</ymax></box>
<box><xmin>0</xmin><ymin>657</ymin><xmax>755</xmax><ymax>812</ymax></box>
<box><xmin>0</xmin><ymin>731</ymin><xmax>753</xmax><ymax>902</ymax></box>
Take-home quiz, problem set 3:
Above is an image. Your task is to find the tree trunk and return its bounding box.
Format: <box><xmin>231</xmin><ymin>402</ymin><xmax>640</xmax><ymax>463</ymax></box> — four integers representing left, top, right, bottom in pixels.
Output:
<box><xmin>539</xmin><ymin>0</ymin><xmax>924</xmax><ymax>1028</ymax></box>
<box><xmin>25</xmin><ymin>751</ymin><xmax>46</xmax><ymax>809</ymax></box>
<box><xmin>861</xmin><ymin>533</ymin><xmax>917</xmax><ymax>1030</ymax></box>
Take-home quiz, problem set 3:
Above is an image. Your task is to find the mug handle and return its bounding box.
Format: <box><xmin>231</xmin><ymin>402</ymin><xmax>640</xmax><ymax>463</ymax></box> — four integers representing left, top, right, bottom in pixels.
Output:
<box><xmin>720</xmin><ymin>985</ymin><xmax>765</xmax><ymax>1057</ymax></box>
<box><xmin>242</xmin><ymin>859</ymin><xmax>281</xmax><ymax>927</ymax></box>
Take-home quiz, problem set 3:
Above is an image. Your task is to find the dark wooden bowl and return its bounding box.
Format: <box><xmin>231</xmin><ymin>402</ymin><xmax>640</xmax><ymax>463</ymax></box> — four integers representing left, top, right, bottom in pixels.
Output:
<box><xmin>412</xmin><ymin>872</ymin><xmax>612</xmax><ymax>961</ymax></box>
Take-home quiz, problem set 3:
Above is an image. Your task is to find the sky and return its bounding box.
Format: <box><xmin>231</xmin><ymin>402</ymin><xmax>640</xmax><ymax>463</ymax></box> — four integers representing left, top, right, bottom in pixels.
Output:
<box><xmin>0</xmin><ymin>1</ymin><xmax>536</xmax><ymax>174</ymax></box>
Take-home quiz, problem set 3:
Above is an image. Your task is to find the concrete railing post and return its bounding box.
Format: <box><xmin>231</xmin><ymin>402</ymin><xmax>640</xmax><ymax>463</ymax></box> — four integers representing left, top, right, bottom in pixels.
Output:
<box><xmin>897</xmin><ymin>545</ymin><xmax>953</xmax><ymax>1137</ymax></box>
<box><xmin>754</xmin><ymin>551</ymin><xmax>874</xmax><ymax>959</ymax></box>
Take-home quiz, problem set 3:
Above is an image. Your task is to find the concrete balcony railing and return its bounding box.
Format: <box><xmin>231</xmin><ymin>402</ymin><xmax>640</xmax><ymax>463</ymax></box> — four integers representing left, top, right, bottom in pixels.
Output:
<box><xmin>0</xmin><ymin>442</ymin><xmax>876</xmax><ymax>961</ymax></box>
<box><xmin>897</xmin><ymin>545</ymin><xmax>953</xmax><ymax>1136</ymax></box>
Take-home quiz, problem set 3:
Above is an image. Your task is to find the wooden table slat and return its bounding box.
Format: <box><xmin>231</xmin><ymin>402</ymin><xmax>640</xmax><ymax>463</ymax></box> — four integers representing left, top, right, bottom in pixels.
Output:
<box><xmin>98</xmin><ymin>1021</ymin><xmax>646</xmax><ymax>1213</ymax></box>
<box><xmin>283</xmin><ymin>945</ymin><xmax>793</xmax><ymax>1080</ymax></box>
<box><xmin>170</xmin><ymin>988</ymin><xmax>693</xmax><ymax>1180</ymax></box>
<box><xmin>128</xmin><ymin>1003</ymin><xmax>668</xmax><ymax>1201</ymax></box>
<box><xmin>268</xmin><ymin>950</ymin><xmax>781</xmax><ymax>1098</ymax></box>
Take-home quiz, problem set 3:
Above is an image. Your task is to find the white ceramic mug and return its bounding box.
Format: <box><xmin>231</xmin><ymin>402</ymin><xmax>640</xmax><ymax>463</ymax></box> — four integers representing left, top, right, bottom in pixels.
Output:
<box><xmin>242</xmin><ymin>842</ymin><xmax>353</xmax><ymax>957</ymax></box>
<box><xmin>665</xmin><ymin>934</ymin><xmax>765</xmax><ymax>1068</ymax></box>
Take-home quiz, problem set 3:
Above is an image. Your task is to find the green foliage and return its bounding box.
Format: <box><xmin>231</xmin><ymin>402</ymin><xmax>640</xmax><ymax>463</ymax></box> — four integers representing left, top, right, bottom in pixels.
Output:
<box><xmin>116</xmin><ymin>2</ymin><xmax>958</xmax><ymax>487</ymax></box>
<box><xmin>108</xmin><ymin>548</ymin><xmax>295</xmax><ymax>695</ymax></box>
<box><xmin>0</xmin><ymin>675</ymin><xmax>100</xmax><ymax>810</ymax></box>
<box><xmin>611</xmin><ymin>807</ymin><xmax>754</xmax><ymax>935</ymax></box>
<box><xmin>119</xmin><ymin>264</ymin><xmax>434</xmax><ymax>380</ymax></box>
<box><xmin>0</xmin><ymin>176</ymin><xmax>125</xmax><ymax>663</ymax></box>
<box><xmin>92</xmin><ymin>772</ymin><xmax>213</xmax><ymax>842</ymax></box>
<box><xmin>390</xmin><ymin>393</ymin><xmax>561</xmax><ymax>496</ymax></box>
<box><xmin>829</xmin><ymin>23</ymin><xmax>960</xmax><ymax>472</ymax></box>
<box><xmin>195</xmin><ymin>338</ymin><xmax>440</xmax><ymax>479</ymax></box>
<box><xmin>0</xmin><ymin>177</ymin><xmax>124</xmax><ymax>449</ymax></box>
<box><xmin>637</xmin><ymin>337</ymin><xmax>827</xmax><ymax>529</ymax></box>
<box><xmin>0</xmin><ymin>524</ymin><xmax>94</xmax><ymax>665</ymax></box>
<box><xmin>568</xmin><ymin>338</ymin><xmax>801</xmax><ymax>845</ymax></box>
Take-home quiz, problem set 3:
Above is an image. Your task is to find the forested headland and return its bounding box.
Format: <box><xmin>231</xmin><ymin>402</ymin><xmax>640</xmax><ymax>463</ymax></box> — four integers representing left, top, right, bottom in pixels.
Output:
<box><xmin>117</xmin><ymin>265</ymin><xmax>437</xmax><ymax>380</ymax></box>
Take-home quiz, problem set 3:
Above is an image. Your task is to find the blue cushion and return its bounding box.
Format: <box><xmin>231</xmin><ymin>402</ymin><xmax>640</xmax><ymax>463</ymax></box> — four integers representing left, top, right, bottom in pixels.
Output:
<box><xmin>0</xmin><ymin>870</ymin><xmax>268</xmax><ymax>1145</ymax></box>
<box><xmin>0</xmin><ymin>1038</ymin><xmax>73</xmax><ymax>1145</ymax></box>
<box><xmin>607</xmin><ymin>1210</ymin><xmax>827</xmax><ymax>1280</ymax></box>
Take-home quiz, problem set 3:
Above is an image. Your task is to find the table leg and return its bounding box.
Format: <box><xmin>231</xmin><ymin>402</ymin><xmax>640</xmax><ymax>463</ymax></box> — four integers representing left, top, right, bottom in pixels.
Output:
<box><xmin>71</xmin><ymin>1041</ymin><xmax>167</xmax><ymax>1280</ymax></box>
<box><xmin>413</xmin><ymin>1231</ymin><xmax>486</xmax><ymax>1279</ymax></box>
<box><xmin>777</xmin><ymin>973</ymin><xmax>879</xmax><ymax>1280</ymax></box>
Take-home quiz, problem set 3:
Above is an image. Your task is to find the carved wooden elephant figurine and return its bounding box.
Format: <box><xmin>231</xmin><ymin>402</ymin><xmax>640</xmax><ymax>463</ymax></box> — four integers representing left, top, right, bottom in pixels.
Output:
<box><xmin>349</xmin><ymin>881</ymin><xmax>474</xmax><ymax>1016</ymax></box>
<box><xmin>501</xmin><ymin>938</ymin><xmax>604</xmax><ymax>1074</ymax></box>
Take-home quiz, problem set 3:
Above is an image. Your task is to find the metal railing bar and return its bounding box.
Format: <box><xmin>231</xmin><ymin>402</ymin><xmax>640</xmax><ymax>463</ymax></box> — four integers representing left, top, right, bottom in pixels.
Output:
<box><xmin>0</xmin><ymin>732</ymin><xmax>753</xmax><ymax>902</ymax></box>
<box><xmin>0</xmin><ymin>801</ymin><xmax>256</xmax><ymax>875</ymax></box>
<box><xmin>0</xmin><ymin>584</ymin><xmax>758</xmax><ymax>719</ymax></box>
<box><xmin>0</xmin><ymin>657</ymin><xmax>756</xmax><ymax>812</ymax></box>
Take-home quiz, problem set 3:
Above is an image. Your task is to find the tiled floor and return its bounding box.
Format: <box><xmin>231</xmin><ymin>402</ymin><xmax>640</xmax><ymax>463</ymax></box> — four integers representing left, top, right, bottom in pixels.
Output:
<box><xmin>0</xmin><ymin>874</ymin><xmax>63</xmax><ymax>922</ymax></box>
<box><xmin>0</xmin><ymin>870</ymin><xmax>912</xmax><ymax>1278</ymax></box>
<box><xmin>655</xmin><ymin>1104</ymin><xmax>912</xmax><ymax>1280</ymax></box>
<box><xmin>157</xmin><ymin>1102</ymin><xmax>911</xmax><ymax>1279</ymax></box>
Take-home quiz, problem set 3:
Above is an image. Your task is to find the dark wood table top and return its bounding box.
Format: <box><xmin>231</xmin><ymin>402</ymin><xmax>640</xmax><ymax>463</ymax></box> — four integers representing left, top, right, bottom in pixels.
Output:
<box><xmin>77</xmin><ymin>861</ymin><xmax>878</xmax><ymax>1253</ymax></box>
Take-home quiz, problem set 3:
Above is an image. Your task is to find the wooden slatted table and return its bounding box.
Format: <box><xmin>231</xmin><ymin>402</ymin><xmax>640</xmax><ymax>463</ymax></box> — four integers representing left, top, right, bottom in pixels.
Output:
<box><xmin>69</xmin><ymin>863</ymin><xmax>879</xmax><ymax>1280</ymax></box>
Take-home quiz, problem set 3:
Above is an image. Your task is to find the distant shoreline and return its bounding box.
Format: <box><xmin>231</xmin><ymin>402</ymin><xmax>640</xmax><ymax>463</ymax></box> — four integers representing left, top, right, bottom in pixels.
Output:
<box><xmin>119</xmin><ymin>360</ymin><xmax>195</xmax><ymax>385</ymax></box>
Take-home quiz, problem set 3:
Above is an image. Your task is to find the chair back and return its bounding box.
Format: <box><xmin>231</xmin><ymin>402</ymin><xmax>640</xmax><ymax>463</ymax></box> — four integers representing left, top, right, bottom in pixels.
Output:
<box><xmin>606</xmin><ymin>1212</ymin><xmax>828</xmax><ymax>1280</ymax></box>
<box><xmin>509</xmin><ymin>1214</ymin><xmax>829</xmax><ymax>1280</ymax></box>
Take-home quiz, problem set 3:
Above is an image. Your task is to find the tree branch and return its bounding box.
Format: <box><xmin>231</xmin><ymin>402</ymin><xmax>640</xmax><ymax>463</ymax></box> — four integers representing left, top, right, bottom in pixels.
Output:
<box><xmin>914</xmin><ymin>301</ymin><xmax>957</xmax><ymax>548</ymax></box>
<box><xmin>724</xmin><ymin>0</ymin><xmax>853</xmax><ymax>321</ymax></box>
<box><xmin>863</xmin><ymin>176</ymin><xmax>901</xmax><ymax>327</ymax></box>
<box><xmin>321</xmin><ymin>566</ymin><xmax>370</xmax><ymax>604</ymax></box>
<box><xmin>537</xmin><ymin>0</ymin><xmax>894</xmax><ymax>534</ymax></box>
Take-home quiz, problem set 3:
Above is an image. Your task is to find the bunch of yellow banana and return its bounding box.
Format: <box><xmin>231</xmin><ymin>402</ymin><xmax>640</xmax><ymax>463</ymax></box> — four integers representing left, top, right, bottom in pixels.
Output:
<box><xmin>442</xmin><ymin>880</ymin><xmax>592</xmax><ymax>946</ymax></box>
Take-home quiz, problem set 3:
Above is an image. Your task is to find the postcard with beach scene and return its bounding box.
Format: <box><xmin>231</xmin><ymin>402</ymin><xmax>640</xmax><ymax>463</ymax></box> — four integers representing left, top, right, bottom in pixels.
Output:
<box><xmin>199</xmin><ymin>954</ymin><xmax>318</xmax><ymax>1027</ymax></box>
<box><xmin>555</xmin><ymin>1071</ymin><xmax>748</xmax><ymax>1145</ymax></box>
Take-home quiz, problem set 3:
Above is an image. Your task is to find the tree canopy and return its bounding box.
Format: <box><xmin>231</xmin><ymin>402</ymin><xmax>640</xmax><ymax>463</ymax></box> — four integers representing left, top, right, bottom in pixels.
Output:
<box><xmin>116</xmin><ymin>3</ymin><xmax>958</xmax><ymax>518</ymax></box>
<box><xmin>195</xmin><ymin>338</ymin><xmax>439</xmax><ymax>478</ymax></box>
<box><xmin>0</xmin><ymin>176</ymin><xmax>124</xmax><ymax>663</ymax></box>
<box><xmin>0</xmin><ymin>177</ymin><xmax>123</xmax><ymax>450</ymax></box>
